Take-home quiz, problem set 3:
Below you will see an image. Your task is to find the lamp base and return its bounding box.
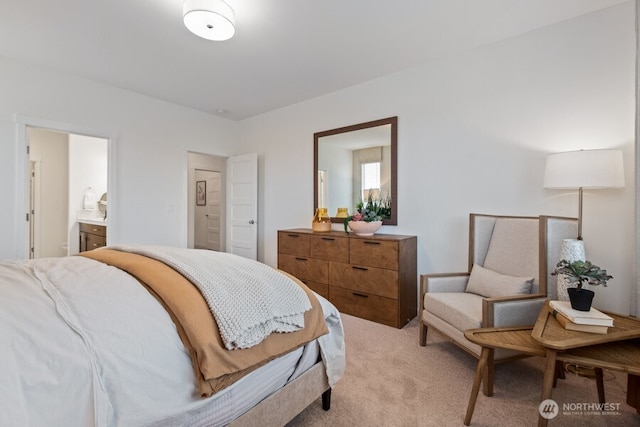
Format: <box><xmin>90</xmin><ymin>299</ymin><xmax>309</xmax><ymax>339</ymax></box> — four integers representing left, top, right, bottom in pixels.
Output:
<box><xmin>557</xmin><ymin>239</ymin><xmax>585</xmax><ymax>301</ymax></box>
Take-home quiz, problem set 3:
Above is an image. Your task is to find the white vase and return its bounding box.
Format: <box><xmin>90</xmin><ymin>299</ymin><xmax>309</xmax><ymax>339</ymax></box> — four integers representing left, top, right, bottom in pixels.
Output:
<box><xmin>556</xmin><ymin>239</ymin><xmax>586</xmax><ymax>302</ymax></box>
<box><xmin>347</xmin><ymin>220</ymin><xmax>382</xmax><ymax>236</ymax></box>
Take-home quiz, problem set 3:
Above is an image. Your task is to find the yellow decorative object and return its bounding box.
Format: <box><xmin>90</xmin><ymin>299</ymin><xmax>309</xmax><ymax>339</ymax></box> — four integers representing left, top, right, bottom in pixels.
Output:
<box><xmin>312</xmin><ymin>208</ymin><xmax>331</xmax><ymax>232</ymax></box>
<box><xmin>335</xmin><ymin>207</ymin><xmax>349</xmax><ymax>218</ymax></box>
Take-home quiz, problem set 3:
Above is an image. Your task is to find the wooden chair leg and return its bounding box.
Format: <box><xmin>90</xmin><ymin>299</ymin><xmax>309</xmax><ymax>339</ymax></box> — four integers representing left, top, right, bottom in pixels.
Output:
<box><xmin>482</xmin><ymin>349</ymin><xmax>495</xmax><ymax>397</ymax></box>
<box><xmin>419</xmin><ymin>322</ymin><xmax>427</xmax><ymax>346</ymax></box>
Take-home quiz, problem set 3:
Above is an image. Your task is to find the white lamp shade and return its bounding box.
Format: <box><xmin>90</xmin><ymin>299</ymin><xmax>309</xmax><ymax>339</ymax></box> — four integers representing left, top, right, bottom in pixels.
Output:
<box><xmin>543</xmin><ymin>149</ymin><xmax>625</xmax><ymax>189</ymax></box>
<box><xmin>183</xmin><ymin>0</ymin><xmax>235</xmax><ymax>41</ymax></box>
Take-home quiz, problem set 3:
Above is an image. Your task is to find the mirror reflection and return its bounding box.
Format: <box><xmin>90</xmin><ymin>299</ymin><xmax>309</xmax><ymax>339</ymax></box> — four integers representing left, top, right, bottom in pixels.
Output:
<box><xmin>314</xmin><ymin>117</ymin><xmax>397</xmax><ymax>225</ymax></box>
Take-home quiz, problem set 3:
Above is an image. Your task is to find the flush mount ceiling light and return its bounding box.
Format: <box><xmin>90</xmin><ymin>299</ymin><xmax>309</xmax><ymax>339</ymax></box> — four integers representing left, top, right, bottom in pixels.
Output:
<box><xmin>183</xmin><ymin>0</ymin><xmax>235</xmax><ymax>41</ymax></box>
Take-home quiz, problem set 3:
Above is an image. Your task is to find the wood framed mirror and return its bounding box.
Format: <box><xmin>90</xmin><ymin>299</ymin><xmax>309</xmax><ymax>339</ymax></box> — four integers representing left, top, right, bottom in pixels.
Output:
<box><xmin>314</xmin><ymin>116</ymin><xmax>397</xmax><ymax>225</ymax></box>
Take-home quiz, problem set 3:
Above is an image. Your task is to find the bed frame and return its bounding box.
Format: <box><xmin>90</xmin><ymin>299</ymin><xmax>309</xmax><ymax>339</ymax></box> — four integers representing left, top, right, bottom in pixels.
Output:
<box><xmin>230</xmin><ymin>360</ymin><xmax>331</xmax><ymax>426</ymax></box>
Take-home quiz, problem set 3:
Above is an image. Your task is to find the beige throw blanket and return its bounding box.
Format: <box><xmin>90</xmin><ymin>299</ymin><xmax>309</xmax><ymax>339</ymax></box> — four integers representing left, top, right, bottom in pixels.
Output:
<box><xmin>108</xmin><ymin>245</ymin><xmax>311</xmax><ymax>350</ymax></box>
<box><xmin>80</xmin><ymin>249</ymin><xmax>329</xmax><ymax>397</ymax></box>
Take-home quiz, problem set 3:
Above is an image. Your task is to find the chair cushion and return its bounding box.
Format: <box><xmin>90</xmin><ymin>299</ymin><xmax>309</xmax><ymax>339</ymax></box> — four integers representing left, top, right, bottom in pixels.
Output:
<box><xmin>423</xmin><ymin>292</ymin><xmax>483</xmax><ymax>332</ymax></box>
<box><xmin>465</xmin><ymin>263</ymin><xmax>534</xmax><ymax>298</ymax></box>
<box><xmin>483</xmin><ymin>217</ymin><xmax>539</xmax><ymax>284</ymax></box>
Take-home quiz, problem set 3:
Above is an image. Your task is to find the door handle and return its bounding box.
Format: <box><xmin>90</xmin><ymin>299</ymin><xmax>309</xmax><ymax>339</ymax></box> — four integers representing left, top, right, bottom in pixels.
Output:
<box><xmin>249</xmin><ymin>219</ymin><xmax>258</xmax><ymax>224</ymax></box>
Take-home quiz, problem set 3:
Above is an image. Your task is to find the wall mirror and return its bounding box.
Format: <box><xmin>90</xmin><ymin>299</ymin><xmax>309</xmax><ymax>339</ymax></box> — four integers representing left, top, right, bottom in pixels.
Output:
<box><xmin>314</xmin><ymin>116</ymin><xmax>397</xmax><ymax>225</ymax></box>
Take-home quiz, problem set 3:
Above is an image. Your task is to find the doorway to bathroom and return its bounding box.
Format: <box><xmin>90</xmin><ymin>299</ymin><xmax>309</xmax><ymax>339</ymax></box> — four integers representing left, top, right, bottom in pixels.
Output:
<box><xmin>15</xmin><ymin>115</ymin><xmax>115</xmax><ymax>260</ymax></box>
<box><xmin>28</xmin><ymin>127</ymin><xmax>108</xmax><ymax>258</ymax></box>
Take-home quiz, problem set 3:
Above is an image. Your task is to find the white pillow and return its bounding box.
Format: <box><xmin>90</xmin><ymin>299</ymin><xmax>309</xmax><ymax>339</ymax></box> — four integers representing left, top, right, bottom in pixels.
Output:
<box><xmin>465</xmin><ymin>264</ymin><xmax>534</xmax><ymax>298</ymax></box>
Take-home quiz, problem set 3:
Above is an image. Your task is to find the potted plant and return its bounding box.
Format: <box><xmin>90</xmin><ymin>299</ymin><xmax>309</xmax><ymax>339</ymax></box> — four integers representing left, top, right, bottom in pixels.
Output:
<box><xmin>552</xmin><ymin>259</ymin><xmax>612</xmax><ymax>311</ymax></box>
<box><xmin>343</xmin><ymin>192</ymin><xmax>391</xmax><ymax>236</ymax></box>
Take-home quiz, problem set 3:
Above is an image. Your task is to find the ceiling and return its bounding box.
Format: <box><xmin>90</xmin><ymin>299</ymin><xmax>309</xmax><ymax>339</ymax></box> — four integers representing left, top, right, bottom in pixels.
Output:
<box><xmin>0</xmin><ymin>0</ymin><xmax>628</xmax><ymax>121</ymax></box>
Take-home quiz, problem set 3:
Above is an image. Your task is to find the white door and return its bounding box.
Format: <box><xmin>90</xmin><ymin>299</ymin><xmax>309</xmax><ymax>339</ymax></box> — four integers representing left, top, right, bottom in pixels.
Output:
<box><xmin>194</xmin><ymin>170</ymin><xmax>222</xmax><ymax>251</ymax></box>
<box><xmin>226</xmin><ymin>153</ymin><xmax>258</xmax><ymax>259</ymax></box>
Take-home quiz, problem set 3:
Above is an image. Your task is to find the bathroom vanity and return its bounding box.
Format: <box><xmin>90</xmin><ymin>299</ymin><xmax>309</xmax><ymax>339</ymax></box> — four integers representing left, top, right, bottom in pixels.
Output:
<box><xmin>79</xmin><ymin>220</ymin><xmax>106</xmax><ymax>252</ymax></box>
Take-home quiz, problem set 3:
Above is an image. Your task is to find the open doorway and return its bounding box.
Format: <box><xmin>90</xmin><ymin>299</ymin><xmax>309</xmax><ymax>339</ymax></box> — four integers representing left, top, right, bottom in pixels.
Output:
<box><xmin>187</xmin><ymin>151</ymin><xmax>259</xmax><ymax>260</ymax></box>
<box><xmin>28</xmin><ymin>128</ymin><xmax>108</xmax><ymax>258</ymax></box>
<box><xmin>188</xmin><ymin>152</ymin><xmax>226</xmax><ymax>251</ymax></box>
<box><xmin>15</xmin><ymin>115</ymin><xmax>115</xmax><ymax>260</ymax></box>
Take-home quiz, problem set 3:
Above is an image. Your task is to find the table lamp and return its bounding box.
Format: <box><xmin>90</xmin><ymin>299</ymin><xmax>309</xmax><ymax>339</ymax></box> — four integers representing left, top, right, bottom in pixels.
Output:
<box><xmin>543</xmin><ymin>149</ymin><xmax>624</xmax><ymax>240</ymax></box>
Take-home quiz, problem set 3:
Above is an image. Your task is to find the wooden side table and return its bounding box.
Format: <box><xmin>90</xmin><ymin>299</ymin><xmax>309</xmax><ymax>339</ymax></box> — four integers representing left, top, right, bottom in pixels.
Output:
<box><xmin>532</xmin><ymin>303</ymin><xmax>640</xmax><ymax>426</ymax></box>
<box><xmin>464</xmin><ymin>302</ymin><xmax>640</xmax><ymax>426</ymax></box>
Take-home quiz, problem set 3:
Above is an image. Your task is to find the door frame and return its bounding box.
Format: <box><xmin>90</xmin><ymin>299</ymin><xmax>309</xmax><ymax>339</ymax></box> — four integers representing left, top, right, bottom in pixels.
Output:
<box><xmin>14</xmin><ymin>114</ymin><xmax>117</xmax><ymax>259</ymax></box>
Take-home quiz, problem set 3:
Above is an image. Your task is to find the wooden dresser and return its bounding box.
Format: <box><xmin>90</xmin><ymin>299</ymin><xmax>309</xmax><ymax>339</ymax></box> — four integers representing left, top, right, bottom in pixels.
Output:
<box><xmin>278</xmin><ymin>228</ymin><xmax>417</xmax><ymax>328</ymax></box>
<box><xmin>79</xmin><ymin>222</ymin><xmax>107</xmax><ymax>252</ymax></box>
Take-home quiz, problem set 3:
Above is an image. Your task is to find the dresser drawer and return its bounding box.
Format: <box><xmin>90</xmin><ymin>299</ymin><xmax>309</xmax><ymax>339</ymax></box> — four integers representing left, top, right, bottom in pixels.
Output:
<box><xmin>278</xmin><ymin>229</ymin><xmax>416</xmax><ymax>329</ymax></box>
<box><xmin>310</xmin><ymin>235</ymin><xmax>348</xmax><ymax>262</ymax></box>
<box><xmin>350</xmin><ymin>239</ymin><xmax>398</xmax><ymax>270</ymax></box>
<box><xmin>301</xmin><ymin>281</ymin><xmax>329</xmax><ymax>300</ymax></box>
<box><xmin>278</xmin><ymin>231</ymin><xmax>310</xmax><ymax>257</ymax></box>
<box><xmin>329</xmin><ymin>262</ymin><xmax>398</xmax><ymax>299</ymax></box>
<box><xmin>278</xmin><ymin>254</ymin><xmax>328</xmax><ymax>284</ymax></box>
<box><xmin>79</xmin><ymin>223</ymin><xmax>106</xmax><ymax>237</ymax></box>
<box><xmin>329</xmin><ymin>286</ymin><xmax>398</xmax><ymax>327</ymax></box>
<box><xmin>84</xmin><ymin>232</ymin><xmax>106</xmax><ymax>250</ymax></box>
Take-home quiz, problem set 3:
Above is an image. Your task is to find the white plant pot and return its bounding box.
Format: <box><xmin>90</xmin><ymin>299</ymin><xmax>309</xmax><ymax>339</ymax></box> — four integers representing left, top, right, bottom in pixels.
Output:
<box><xmin>347</xmin><ymin>220</ymin><xmax>382</xmax><ymax>236</ymax></box>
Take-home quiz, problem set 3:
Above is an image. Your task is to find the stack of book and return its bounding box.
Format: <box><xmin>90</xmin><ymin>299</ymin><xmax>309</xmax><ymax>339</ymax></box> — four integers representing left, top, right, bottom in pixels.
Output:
<box><xmin>549</xmin><ymin>300</ymin><xmax>614</xmax><ymax>334</ymax></box>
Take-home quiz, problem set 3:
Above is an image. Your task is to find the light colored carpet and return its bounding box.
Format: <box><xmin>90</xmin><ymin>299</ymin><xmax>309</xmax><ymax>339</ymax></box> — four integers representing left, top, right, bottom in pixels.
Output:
<box><xmin>287</xmin><ymin>314</ymin><xmax>640</xmax><ymax>427</ymax></box>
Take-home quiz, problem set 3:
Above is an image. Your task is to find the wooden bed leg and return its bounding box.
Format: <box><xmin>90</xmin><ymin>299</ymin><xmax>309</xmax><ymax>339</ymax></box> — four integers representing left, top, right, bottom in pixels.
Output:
<box><xmin>322</xmin><ymin>388</ymin><xmax>332</xmax><ymax>411</ymax></box>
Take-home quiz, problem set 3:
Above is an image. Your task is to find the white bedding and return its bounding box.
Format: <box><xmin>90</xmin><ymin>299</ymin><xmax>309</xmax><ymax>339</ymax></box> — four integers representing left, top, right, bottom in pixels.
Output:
<box><xmin>0</xmin><ymin>255</ymin><xmax>345</xmax><ymax>427</ymax></box>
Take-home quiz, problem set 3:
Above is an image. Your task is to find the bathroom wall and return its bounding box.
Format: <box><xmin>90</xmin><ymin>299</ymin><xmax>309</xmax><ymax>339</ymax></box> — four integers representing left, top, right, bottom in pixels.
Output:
<box><xmin>29</xmin><ymin>128</ymin><xmax>69</xmax><ymax>258</ymax></box>
<box><xmin>68</xmin><ymin>134</ymin><xmax>108</xmax><ymax>254</ymax></box>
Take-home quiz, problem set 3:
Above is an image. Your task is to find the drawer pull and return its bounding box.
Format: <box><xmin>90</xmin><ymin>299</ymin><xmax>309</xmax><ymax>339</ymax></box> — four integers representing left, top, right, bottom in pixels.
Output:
<box><xmin>321</xmin><ymin>237</ymin><xmax>335</xmax><ymax>241</ymax></box>
<box><xmin>352</xmin><ymin>266</ymin><xmax>369</xmax><ymax>271</ymax></box>
<box><xmin>352</xmin><ymin>292</ymin><xmax>368</xmax><ymax>298</ymax></box>
<box><xmin>363</xmin><ymin>241</ymin><xmax>381</xmax><ymax>245</ymax></box>
<box><xmin>295</xmin><ymin>257</ymin><xmax>308</xmax><ymax>261</ymax></box>
<box><xmin>287</xmin><ymin>234</ymin><xmax>300</xmax><ymax>238</ymax></box>
<box><xmin>92</xmin><ymin>228</ymin><xmax>99</xmax><ymax>232</ymax></box>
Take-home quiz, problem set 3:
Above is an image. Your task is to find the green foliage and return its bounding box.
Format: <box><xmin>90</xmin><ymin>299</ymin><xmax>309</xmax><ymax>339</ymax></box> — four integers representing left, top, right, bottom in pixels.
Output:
<box><xmin>343</xmin><ymin>192</ymin><xmax>391</xmax><ymax>232</ymax></box>
<box><xmin>552</xmin><ymin>259</ymin><xmax>613</xmax><ymax>290</ymax></box>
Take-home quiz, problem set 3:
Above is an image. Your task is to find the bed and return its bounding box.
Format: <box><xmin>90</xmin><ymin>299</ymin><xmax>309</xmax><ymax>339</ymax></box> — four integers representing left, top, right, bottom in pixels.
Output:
<box><xmin>0</xmin><ymin>246</ymin><xmax>345</xmax><ymax>427</ymax></box>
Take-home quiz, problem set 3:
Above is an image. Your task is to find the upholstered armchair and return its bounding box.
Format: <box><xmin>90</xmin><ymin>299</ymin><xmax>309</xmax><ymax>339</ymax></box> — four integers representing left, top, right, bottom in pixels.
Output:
<box><xmin>419</xmin><ymin>214</ymin><xmax>577</xmax><ymax>395</ymax></box>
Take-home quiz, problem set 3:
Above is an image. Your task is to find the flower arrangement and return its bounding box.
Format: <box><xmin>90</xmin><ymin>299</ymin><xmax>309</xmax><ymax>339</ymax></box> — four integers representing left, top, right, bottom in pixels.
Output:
<box><xmin>552</xmin><ymin>260</ymin><xmax>612</xmax><ymax>290</ymax></box>
<box><xmin>343</xmin><ymin>192</ymin><xmax>391</xmax><ymax>233</ymax></box>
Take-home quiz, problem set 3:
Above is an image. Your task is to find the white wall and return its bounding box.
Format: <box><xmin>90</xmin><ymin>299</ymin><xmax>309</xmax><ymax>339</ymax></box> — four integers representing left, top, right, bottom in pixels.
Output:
<box><xmin>0</xmin><ymin>54</ymin><xmax>239</xmax><ymax>260</ymax></box>
<box><xmin>0</xmin><ymin>3</ymin><xmax>634</xmax><ymax>315</ymax></box>
<box><xmin>238</xmin><ymin>3</ymin><xmax>636</xmax><ymax>314</ymax></box>
<box><xmin>29</xmin><ymin>128</ymin><xmax>68</xmax><ymax>258</ymax></box>
<box><xmin>68</xmin><ymin>134</ymin><xmax>108</xmax><ymax>254</ymax></box>
<box><xmin>318</xmin><ymin>143</ymin><xmax>352</xmax><ymax>214</ymax></box>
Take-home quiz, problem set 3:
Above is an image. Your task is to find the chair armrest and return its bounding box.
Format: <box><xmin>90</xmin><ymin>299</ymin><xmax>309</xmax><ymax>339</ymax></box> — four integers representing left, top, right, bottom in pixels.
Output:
<box><xmin>482</xmin><ymin>294</ymin><xmax>548</xmax><ymax>328</ymax></box>
<box><xmin>420</xmin><ymin>273</ymin><xmax>469</xmax><ymax>294</ymax></box>
<box><xmin>420</xmin><ymin>273</ymin><xmax>470</xmax><ymax>312</ymax></box>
